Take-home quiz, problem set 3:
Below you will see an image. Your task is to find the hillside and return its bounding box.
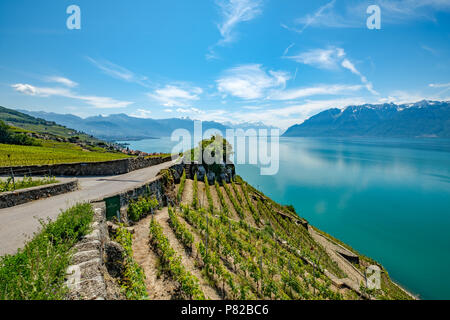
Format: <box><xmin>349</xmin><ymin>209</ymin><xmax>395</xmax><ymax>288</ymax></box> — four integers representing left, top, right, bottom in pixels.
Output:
<box><xmin>283</xmin><ymin>100</ymin><xmax>450</xmax><ymax>138</ymax></box>
<box><xmin>0</xmin><ymin>106</ymin><xmax>104</xmax><ymax>144</ymax></box>
<box><xmin>126</xmin><ymin>170</ymin><xmax>414</xmax><ymax>300</ymax></box>
<box><xmin>0</xmin><ymin>107</ymin><xmax>131</xmax><ymax>166</ymax></box>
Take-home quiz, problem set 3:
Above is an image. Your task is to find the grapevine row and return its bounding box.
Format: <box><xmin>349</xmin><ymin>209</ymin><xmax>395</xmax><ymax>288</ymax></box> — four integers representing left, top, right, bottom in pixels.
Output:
<box><xmin>149</xmin><ymin>218</ymin><xmax>205</xmax><ymax>300</ymax></box>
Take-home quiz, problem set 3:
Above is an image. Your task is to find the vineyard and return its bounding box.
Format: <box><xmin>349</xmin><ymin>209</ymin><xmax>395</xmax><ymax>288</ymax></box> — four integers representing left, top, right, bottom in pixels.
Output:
<box><xmin>127</xmin><ymin>173</ymin><xmax>413</xmax><ymax>300</ymax></box>
<box><xmin>0</xmin><ymin>142</ymin><xmax>130</xmax><ymax>166</ymax></box>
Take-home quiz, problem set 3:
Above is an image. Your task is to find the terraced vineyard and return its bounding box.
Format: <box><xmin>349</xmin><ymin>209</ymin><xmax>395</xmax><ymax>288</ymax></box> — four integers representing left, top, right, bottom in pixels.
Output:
<box><xmin>130</xmin><ymin>174</ymin><xmax>413</xmax><ymax>300</ymax></box>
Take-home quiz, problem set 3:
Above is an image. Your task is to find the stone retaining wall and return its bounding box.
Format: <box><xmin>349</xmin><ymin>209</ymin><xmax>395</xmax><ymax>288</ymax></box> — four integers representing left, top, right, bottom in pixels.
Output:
<box><xmin>0</xmin><ymin>156</ymin><xmax>173</xmax><ymax>177</ymax></box>
<box><xmin>66</xmin><ymin>205</ymin><xmax>110</xmax><ymax>300</ymax></box>
<box><xmin>0</xmin><ymin>179</ymin><xmax>79</xmax><ymax>209</ymax></box>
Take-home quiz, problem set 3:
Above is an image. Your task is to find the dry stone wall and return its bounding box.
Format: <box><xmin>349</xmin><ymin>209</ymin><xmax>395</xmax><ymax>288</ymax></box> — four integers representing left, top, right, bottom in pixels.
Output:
<box><xmin>0</xmin><ymin>156</ymin><xmax>172</xmax><ymax>177</ymax></box>
<box><xmin>0</xmin><ymin>179</ymin><xmax>79</xmax><ymax>209</ymax></box>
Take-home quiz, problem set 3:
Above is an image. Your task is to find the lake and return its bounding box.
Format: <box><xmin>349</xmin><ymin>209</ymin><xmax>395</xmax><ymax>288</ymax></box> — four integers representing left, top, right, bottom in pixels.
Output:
<box><xmin>121</xmin><ymin>137</ymin><xmax>450</xmax><ymax>300</ymax></box>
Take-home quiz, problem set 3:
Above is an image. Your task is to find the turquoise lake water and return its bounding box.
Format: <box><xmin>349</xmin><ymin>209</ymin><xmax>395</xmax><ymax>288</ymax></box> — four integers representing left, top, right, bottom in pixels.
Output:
<box><xmin>121</xmin><ymin>137</ymin><xmax>450</xmax><ymax>300</ymax></box>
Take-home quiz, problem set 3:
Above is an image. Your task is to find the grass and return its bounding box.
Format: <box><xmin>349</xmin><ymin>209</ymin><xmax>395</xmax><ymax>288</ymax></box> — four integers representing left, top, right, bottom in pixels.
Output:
<box><xmin>0</xmin><ymin>203</ymin><xmax>94</xmax><ymax>300</ymax></box>
<box><xmin>0</xmin><ymin>175</ymin><xmax>58</xmax><ymax>192</ymax></box>
<box><xmin>0</xmin><ymin>142</ymin><xmax>130</xmax><ymax>166</ymax></box>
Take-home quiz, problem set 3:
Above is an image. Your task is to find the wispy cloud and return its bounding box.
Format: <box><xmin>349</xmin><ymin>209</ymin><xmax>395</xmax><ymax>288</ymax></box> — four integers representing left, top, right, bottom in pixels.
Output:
<box><xmin>287</xmin><ymin>47</ymin><xmax>378</xmax><ymax>95</ymax></box>
<box><xmin>217</xmin><ymin>64</ymin><xmax>289</xmax><ymax>99</ymax></box>
<box><xmin>216</xmin><ymin>0</ymin><xmax>262</xmax><ymax>44</ymax></box>
<box><xmin>45</xmin><ymin>76</ymin><xmax>78</xmax><ymax>88</ymax></box>
<box><xmin>11</xmin><ymin>83</ymin><xmax>132</xmax><ymax>109</ymax></box>
<box><xmin>287</xmin><ymin>47</ymin><xmax>345</xmax><ymax>70</ymax></box>
<box><xmin>208</xmin><ymin>0</ymin><xmax>263</xmax><ymax>59</ymax></box>
<box><xmin>282</xmin><ymin>0</ymin><xmax>340</xmax><ymax>34</ymax></box>
<box><xmin>282</xmin><ymin>43</ymin><xmax>295</xmax><ymax>56</ymax></box>
<box><xmin>268</xmin><ymin>84</ymin><xmax>364</xmax><ymax>100</ymax></box>
<box><xmin>284</xmin><ymin>0</ymin><xmax>450</xmax><ymax>33</ymax></box>
<box><xmin>429</xmin><ymin>82</ymin><xmax>450</xmax><ymax>88</ymax></box>
<box><xmin>282</xmin><ymin>0</ymin><xmax>361</xmax><ymax>32</ymax></box>
<box><xmin>369</xmin><ymin>0</ymin><xmax>450</xmax><ymax>23</ymax></box>
<box><xmin>148</xmin><ymin>85</ymin><xmax>203</xmax><ymax>107</ymax></box>
<box><xmin>87</xmin><ymin>57</ymin><xmax>150</xmax><ymax>87</ymax></box>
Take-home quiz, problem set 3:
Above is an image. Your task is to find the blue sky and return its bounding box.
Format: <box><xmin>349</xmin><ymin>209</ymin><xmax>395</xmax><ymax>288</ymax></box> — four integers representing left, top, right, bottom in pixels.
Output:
<box><xmin>0</xmin><ymin>0</ymin><xmax>449</xmax><ymax>129</ymax></box>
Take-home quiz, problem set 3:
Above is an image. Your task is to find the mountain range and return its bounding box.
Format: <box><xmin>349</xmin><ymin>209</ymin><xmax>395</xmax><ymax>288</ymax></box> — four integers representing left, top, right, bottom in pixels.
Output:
<box><xmin>283</xmin><ymin>100</ymin><xmax>450</xmax><ymax>138</ymax></box>
<box><xmin>18</xmin><ymin>110</ymin><xmax>275</xmax><ymax>141</ymax></box>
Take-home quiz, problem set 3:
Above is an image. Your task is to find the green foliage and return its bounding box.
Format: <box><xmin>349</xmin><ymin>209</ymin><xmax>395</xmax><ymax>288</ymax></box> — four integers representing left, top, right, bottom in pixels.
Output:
<box><xmin>149</xmin><ymin>218</ymin><xmax>205</xmax><ymax>300</ymax></box>
<box><xmin>0</xmin><ymin>120</ymin><xmax>40</xmax><ymax>146</ymax></box>
<box><xmin>114</xmin><ymin>225</ymin><xmax>148</xmax><ymax>300</ymax></box>
<box><xmin>0</xmin><ymin>175</ymin><xmax>58</xmax><ymax>192</ymax></box>
<box><xmin>0</xmin><ymin>203</ymin><xmax>93</xmax><ymax>300</ymax></box>
<box><xmin>128</xmin><ymin>195</ymin><xmax>159</xmax><ymax>222</ymax></box>
<box><xmin>177</xmin><ymin>169</ymin><xmax>186</xmax><ymax>202</ymax></box>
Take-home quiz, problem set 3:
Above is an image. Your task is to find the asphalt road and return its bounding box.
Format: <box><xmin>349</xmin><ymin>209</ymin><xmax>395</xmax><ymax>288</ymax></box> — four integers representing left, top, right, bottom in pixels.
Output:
<box><xmin>0</xmin><ymin>160</ymin><xmax>175</xmax><ymax>256</ymax></box>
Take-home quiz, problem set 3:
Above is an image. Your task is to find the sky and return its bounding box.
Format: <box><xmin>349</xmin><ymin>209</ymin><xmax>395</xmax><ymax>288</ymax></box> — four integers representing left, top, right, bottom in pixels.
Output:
<box><xmin>0</xmin><ymin>0</ymin><xmax>449</xmax><ymax>129</ymax></box>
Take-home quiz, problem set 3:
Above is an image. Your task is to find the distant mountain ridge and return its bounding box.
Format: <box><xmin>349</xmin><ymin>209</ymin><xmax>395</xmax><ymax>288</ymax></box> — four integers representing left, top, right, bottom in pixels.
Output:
<box><xmin>283</xmin><ymin>100</ymin><xmax>450</xmax><ymax>138</ymax></box>
<box><xmin>18</xmin><ymin>111</ymin><xmax>276</xmax><ymax>141</ymax></box>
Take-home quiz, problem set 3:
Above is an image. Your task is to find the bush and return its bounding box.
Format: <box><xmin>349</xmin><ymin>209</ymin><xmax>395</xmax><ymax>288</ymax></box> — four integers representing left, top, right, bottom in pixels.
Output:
<box><xmin>0</xmin><ymin>203</ymin><xmax>93</xmax><ymax>300</ymax></box>
<box><xmin>128</xmin><ymin>196</ymin><xmax>159</xmax><ymax>222</ymax></box>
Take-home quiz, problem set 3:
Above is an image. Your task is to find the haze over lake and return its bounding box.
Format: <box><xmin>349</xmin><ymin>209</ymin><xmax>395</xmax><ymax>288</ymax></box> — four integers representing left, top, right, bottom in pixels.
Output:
<box><xmin>121</xmin><ymin>137</ymin><xmax>450</xmax><ymax>300</ymax></box>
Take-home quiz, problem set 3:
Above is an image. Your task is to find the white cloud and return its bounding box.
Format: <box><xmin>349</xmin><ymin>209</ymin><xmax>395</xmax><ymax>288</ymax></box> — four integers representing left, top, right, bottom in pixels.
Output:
<box><xmin>176</xmin><ymin>107</ymin><xmax>205</xmax><ymax>114</ymax></box>
<box><xmin>217</xmin><ymin>64</ymin><xmax>290</xmax><ymax>99</ymax></box>
<box><xmin>12</xmin><ymin>83</ymin><xmax>132</xmax><ymax>109</ymax></box>
<box><xmin>87</xmin><ymin>57</ymin><xmax>150</xmax><ymax>87</ymax></box>
<box><xmin>45</xmin><ymin>76</ymin><xmax>78</xmax><ymax>88</ymax></box>
<box><xmin>148</xmin><ymin>85</ymin><xmax>203</xmax><ymax>107</ymax></box>
<box><xmin>216</xmin><ymin>0</ymin><xmax>262</xmax><ymax>45</ymax></box>
<box><xmin>131</xmin><ymin>109</ymin><xmax>153</xmax><ymax>118</ymax></box>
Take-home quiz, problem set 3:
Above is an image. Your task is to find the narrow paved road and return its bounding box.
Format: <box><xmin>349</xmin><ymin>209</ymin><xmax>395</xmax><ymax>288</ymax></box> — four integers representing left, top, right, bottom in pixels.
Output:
<box><xmin>0</xmin><ymin>160</ymin><xmax>175</xmax><ymax>256</ymax></box>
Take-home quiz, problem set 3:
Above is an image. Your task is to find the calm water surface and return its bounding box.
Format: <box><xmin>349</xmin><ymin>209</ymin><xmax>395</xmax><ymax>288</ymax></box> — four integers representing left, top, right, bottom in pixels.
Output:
<box><xmin>121</xmin><ymin>137</ymin><xmax>450</xmax><ymax>300</ymax></box>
